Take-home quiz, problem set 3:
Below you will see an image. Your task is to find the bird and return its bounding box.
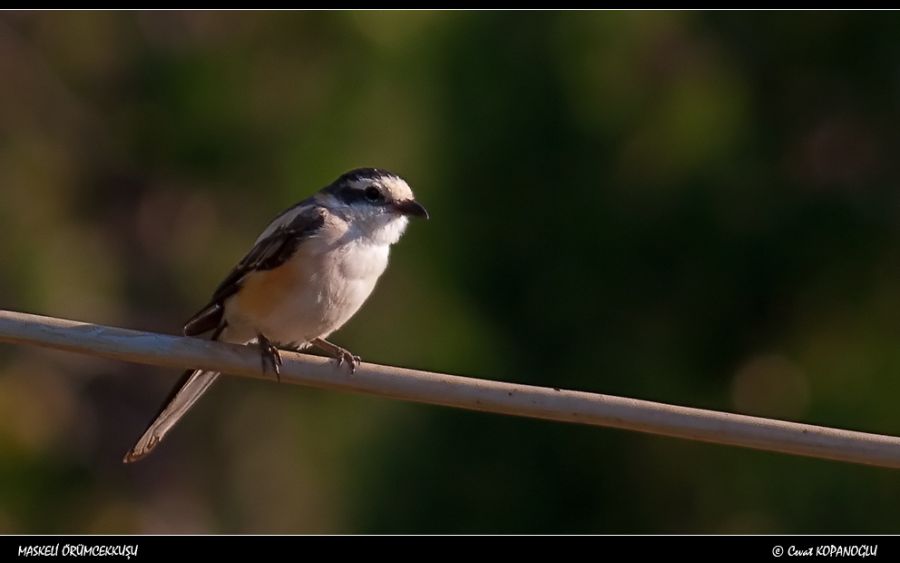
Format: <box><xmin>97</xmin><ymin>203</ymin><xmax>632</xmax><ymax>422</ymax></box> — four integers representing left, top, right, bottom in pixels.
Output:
<box><xmin>123</xmin><ymin>167</ymin><xmax>428</xmax><ymax>463</ymax></box>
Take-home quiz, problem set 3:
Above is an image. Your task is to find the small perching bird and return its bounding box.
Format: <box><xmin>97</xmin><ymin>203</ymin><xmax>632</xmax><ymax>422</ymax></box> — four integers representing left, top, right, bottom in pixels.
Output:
<box><xmin>124</xmin><ymin>168</ymin><xmax>429</xmax><ymax>463</ymax></box>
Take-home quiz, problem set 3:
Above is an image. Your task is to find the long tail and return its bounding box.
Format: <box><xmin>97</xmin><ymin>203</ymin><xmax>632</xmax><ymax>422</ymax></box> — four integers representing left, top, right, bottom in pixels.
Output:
<box><xmin>123</xmin><ymin>326</ymin><xmax>225</xmax><ymax>463</ymax></box>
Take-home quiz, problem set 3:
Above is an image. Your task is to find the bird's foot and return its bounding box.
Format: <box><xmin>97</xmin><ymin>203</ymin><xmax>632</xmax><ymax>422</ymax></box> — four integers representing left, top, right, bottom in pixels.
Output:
<box><xmin>257</xmin><ymin>332</ymin><xmax>283</xmax><ymax>381</ymax></box>
<box><xmin>311</xmin><ymin>338</ymin><xmax>361</xmax><ymax>373</ymax></box>
<box><xmin>336</xmin><ymin>349</ymin><xmax>362</xmax><ymax>373</ymax></box>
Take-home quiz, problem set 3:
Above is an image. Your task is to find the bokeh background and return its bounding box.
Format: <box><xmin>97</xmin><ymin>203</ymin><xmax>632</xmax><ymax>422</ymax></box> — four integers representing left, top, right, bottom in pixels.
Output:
<box><xmin>1</xmin><ymin>10</ymin><xmax>899</xmax><ymax>533</ymax></box>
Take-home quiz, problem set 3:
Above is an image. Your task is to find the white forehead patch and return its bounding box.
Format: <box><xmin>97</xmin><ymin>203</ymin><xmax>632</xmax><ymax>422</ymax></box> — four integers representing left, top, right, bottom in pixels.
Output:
<box><xmin>350</xmin><ymin>175</ymin><xmax>414</xmax><ymax>201</ymax></box>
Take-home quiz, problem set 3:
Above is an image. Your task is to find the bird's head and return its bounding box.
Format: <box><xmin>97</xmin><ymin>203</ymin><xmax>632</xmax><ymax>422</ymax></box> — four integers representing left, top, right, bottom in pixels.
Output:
<box><xmin>320</xmin><ymin>168</ymin><xmax>428</xmax><ymax>243</ymax></box>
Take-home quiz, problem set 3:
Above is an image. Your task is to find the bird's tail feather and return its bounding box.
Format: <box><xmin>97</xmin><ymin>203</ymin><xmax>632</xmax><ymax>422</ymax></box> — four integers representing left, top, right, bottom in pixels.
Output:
<box><xmin>123</xmin><ymin>369</ymin><xmax>220</xmax><ymax>463</ymax></box>
<box><xmin>123</xmin><ymin>324</ymin><xmax>227</xmax><ymax>464</ymax></box>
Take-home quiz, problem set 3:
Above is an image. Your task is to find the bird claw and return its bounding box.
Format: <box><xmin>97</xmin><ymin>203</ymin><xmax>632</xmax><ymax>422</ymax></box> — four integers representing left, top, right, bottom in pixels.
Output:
<box><xmin>310</xmin><ymin>338</ymin><xmax>361</xmax><ymax>373</ymax></box>
<box><xmin>257</xmin><ymin>333</ymin><xmax>283</xmax><ymax>382</ymax></box>
<box><xmin>336</xmin><ymin>350</ymin><xmax>361</xmax><ymax>373</ymax></box>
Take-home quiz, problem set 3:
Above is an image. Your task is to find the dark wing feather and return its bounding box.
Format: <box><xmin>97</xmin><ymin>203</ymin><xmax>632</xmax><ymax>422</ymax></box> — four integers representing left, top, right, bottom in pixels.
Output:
<box><xmin>183</xmin><ymin>204</ymin><xmax>327</xmax><ymax>336</ymax></box>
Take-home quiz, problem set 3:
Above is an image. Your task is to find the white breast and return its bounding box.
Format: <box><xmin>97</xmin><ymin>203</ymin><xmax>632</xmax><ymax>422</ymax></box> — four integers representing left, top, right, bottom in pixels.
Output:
<box><xmin>318</xmin><ymin>237</ymin><xmax>391</xmax><ymax>334</ymax></box>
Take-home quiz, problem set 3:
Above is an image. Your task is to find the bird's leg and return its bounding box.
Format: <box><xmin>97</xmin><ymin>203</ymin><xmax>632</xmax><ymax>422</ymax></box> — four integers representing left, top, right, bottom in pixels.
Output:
<box><xmin>283</xmin><ymin>341</ymin><xmax>308</xmax><ymax>353</ymax></box>
<box><xmin>256</xmin><ymin>332</ymin><xmax>283</xmax><ymax>382</ymax></box>
<box><xmin>310</xmin><ymin>338</ymin><xmax>361</xmax><ymax>373</ymax></box>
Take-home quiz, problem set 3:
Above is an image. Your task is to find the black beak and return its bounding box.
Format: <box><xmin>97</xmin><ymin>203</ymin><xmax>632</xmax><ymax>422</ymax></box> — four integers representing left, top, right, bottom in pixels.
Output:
<box><xmin>394</xmin><ymin>199</ymin><xmax>430</xmax><ymax>219</ymax></box>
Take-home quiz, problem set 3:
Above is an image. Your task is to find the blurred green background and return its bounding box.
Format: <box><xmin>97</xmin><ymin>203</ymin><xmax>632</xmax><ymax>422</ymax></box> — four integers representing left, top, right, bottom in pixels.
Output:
<box><xmin>1</xmin><ymin>10</ymin><xmax>899</xmax><ymax>533</ymax></box>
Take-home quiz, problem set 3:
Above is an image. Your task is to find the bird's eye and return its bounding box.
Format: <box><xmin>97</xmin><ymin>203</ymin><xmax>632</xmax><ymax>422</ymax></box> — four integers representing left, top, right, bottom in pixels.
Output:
<box><xmin>364</xmin><ymin>186</ymin><xmax>383</xmax><ymax>202</ymax></box>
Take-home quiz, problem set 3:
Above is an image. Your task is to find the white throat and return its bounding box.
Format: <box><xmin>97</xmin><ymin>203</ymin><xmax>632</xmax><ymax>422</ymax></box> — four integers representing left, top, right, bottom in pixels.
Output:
<box><xmin>361</xmin><ymin>214</ymin><xmax>409</xmax><ymax>246</ymax></box>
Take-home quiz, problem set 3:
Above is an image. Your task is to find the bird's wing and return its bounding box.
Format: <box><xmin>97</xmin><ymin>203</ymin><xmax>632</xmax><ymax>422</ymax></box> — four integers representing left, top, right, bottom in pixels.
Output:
<box><xmin>183</xmin><ymin>202</ymin><xmax>327</xmax><ymax>336</ymax></box>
